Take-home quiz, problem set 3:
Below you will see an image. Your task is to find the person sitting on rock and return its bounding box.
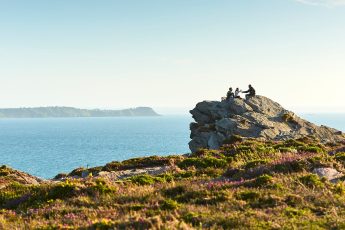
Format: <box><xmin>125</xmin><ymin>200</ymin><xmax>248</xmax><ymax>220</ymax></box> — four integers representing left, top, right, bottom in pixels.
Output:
<box><xmin>234</xmin><ymin>88</ymin><xmax>241</xmax><ymax>98</ymax></box>
<box><xmin>242</xmin><ymin>84</ymin><xmax>256</xmax><ymax>99</ymax></box>
<box><xmin>226</xmin><ymin>87</ymin><xmax>234</xmax><ymax>100</ymax></box>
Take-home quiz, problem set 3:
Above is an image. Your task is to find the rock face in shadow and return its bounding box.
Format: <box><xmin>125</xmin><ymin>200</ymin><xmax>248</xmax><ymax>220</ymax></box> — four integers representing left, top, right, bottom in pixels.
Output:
<box><xmin>189</xmin><ymin>95</ymin><xmax>345</xmax><ymax>152</ymax></box>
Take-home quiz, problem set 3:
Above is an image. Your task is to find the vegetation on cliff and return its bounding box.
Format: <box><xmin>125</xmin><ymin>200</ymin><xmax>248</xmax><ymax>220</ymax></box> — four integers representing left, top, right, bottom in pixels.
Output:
<box><xmin>1</xmin><ymin>137</ymin><xmax>345</xmax><ymax>229</ymax></box>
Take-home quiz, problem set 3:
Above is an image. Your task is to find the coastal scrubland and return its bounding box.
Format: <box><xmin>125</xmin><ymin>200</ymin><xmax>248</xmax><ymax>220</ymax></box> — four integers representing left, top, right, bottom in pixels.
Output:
<box><xmin>1</xmin><ymin>137</ymin><xmax>345</xmax><ymax>229</ymax></box>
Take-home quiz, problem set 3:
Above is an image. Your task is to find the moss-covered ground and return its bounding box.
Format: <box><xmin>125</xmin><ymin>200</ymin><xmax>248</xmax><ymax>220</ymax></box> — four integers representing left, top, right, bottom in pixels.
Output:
<box><xmin>1</xmin><ymin>138</ymin><xmax>345</xmax><ymax>229</ymax></box>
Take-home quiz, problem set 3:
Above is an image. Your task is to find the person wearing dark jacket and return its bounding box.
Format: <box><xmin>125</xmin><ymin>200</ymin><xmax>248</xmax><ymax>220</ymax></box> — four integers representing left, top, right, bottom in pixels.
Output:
<box><xmin>243</xmin><ymin>84</ymin><xmax>256</xmax><ymax>98</ymax></box>
<box><xmin>234</xmin><ymin>88</ymin><xmax>241</xmax><ymax>98</ymax></box>
<box><xmin>226</xmin><ymin>87</ymin><xmax>234</xmax><ymax>100</ymax></box>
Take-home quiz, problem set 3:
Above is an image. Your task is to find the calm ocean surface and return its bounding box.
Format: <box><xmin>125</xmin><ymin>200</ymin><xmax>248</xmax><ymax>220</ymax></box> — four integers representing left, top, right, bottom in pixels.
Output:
<box><xmin>0</xmin><ymin>114</ymin><xmax>344</xmax><ymax>179</ymax></box>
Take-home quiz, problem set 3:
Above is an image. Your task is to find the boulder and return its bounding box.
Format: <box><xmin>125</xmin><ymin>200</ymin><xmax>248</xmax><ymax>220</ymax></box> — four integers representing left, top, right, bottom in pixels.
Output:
<box><xmin>312</xmin><ymin>168</ymin><xmax>343</xmax><ymax>182</ymax></box>
<box><xmin>189</xmin><ymin>95</ymin><xmax>345</xmax><ymax>152</ymax></box>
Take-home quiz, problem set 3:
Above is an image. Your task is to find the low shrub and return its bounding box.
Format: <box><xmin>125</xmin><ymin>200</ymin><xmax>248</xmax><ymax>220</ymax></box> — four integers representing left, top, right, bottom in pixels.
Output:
<box><xmin>156</xmin><ymin>173</ymin><xmax>174</xmax><ymax>182</ymax></box>
<box><xmin>333</xmin><ymin>183</ymin><xmax>345</xmax><ymax>195</ymax></box>
<box><xmin>182</xmin><ymin>212</ymin><xmax>203</xmax><ymax>227</ymax></box>
<box><xmin>48</xmin><ymin>181</ymin><xmax>78</xmax><ymax>200</ymax></box>
<box><xmin>128</xmin><ymin>204</ymin><xmax>144</xmax><ymax>211</ymax></box>
<box><xmin>299</xmin><ymin>146</ymin><xmax>324</xmax><ymax>153</ymax></box>
<box><xmin>283</xmin><ymin>139</ymin><xmax>307</xmax><ymax>148</ymax></box>
<box><xmin>163</xmin><ymin>185</ymin><xmax>187</xmax><ymax>198</ymax></box>
<box><xmin>129</xmin><ymin>174</ymin><xmax>162</xmax><ymax>185</ymax></box>
<box><xmin>103</xmin><ymin>156</ymin><xmax>182</xmax><ymax>171</ymax></box>
<box><xmin>335</xmin><ymin>152</ymin><xmax>345</xmax><ymax>162</ymax></box>
<box><xmin>178</xmin><ymin>157</ymin><xmax>227</xmax><ymax>169</ymax></box>
<box><xmin>284</xmin><ymin>207</ymin><xmax>309</xmax><ymax>218</ymax></box>
<box><xmin>299</xmin><ymin>174</ymin><xmax>323</xmax><ymax>188</ymax></box>
<box><xmin>89</xmin><ymin>179</ymin><xmax>113</xmax><ymax>194</ymax></box>
<box><xmin>160</xmin><ymin>199</ymin><xmax>180</xmax><ymax>210</ymax></box>
<box><xmin>245</xmin><ymin>160</ymin><xmax>269</xmax><ymax>169</ymax></box>
<box><xmin>273</xmin><ymin>159</ymin><xmax>309</xmax><ymax>173</ymax></box>
<box><xmin>251</xmin><ymin>195</ymin><xmax>282</xmax><ymax>209</ymax></box>
<box><xmin>278</xmin><ymin>147</ymin><xmax>297</xmax><ymax>153</ymax></box>
<box><xmin>285</xmin><ymin>194</ymin><xmax>304</xmax><ymax>207</ymax></box>
<box><xmin>172</xmin><ymin>171</ymin><xmax>195</xmax><ymax>179</ymax></box>
<box><xmin>195</xmin><ymin>168</ymin><xmax>224</xmax><ymax>178</ymax></box>
<box><xmin>247</xmin><ymin>174</ymin><xmax>273</xmax><ymax>187</ymax></box>
<box><xmin>0</xmin><ymin>182</ymin><xmax>29</xmax><ymax>207</ymax></box>
<box><xmin>236</xmin><ymin>191</ymin><xmax>260</xmax><ymax>201</ymax></box>
<box><xmin>0</xmin><ymin>165</ymin><xmax>11</xmax><ymax>177</ymax></box>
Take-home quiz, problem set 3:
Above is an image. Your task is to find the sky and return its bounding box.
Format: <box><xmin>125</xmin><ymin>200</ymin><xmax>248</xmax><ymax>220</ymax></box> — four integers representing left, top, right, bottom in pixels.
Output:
<box><xmin>0</xmin><ymin>0</ymin><xmax>345</xmax><ymax>114</ymax></box>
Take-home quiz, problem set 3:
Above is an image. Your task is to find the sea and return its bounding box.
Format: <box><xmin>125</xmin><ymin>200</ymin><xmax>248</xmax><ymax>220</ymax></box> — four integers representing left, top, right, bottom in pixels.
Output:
<box><xmin>0</xmin><ymin>114</ymin><xmax>344</xmax><ymax>179</ymax></box>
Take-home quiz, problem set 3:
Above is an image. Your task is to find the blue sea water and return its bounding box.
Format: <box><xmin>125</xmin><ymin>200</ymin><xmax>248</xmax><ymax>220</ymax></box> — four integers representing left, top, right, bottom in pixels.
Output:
<box><xmin>0</xmin><ymin>114</ymin><xmax>344</xmax><ymax>179</ymax></box>
<box><xmin>0</xmin><ymin>116</ymin><xmax>192</xmax><ymax>179</ymax></box>
<box><xmin>300</xmin><ymin>114</ymin><xmax>345</xmax><ymax>131</ymax></box>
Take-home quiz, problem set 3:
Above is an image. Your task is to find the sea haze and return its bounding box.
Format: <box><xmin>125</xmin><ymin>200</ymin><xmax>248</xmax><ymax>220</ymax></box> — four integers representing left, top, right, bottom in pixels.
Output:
<box><xmin>0</xmin><ymin>114</ymin><xmax>344</xmax><ymax>179</ymax></box>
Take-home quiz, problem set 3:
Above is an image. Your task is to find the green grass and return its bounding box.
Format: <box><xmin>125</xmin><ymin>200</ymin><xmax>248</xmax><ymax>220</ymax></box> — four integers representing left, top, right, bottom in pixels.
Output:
<box><xmin>0</xmin><ymin>139</ymin><xmax>345</xmax><ymax>229</ymax></box>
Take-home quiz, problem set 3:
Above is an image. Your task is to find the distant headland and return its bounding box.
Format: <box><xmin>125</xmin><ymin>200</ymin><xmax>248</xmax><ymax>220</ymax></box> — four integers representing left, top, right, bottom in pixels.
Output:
<box><xmin>0</xmin><ymin>106</ymin><xmax>160</xmax><ymax>118</ymax></box>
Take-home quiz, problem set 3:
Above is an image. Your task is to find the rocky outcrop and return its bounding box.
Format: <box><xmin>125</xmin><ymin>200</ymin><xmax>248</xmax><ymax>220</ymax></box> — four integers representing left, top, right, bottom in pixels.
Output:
<box><xmin>95</xmin><ymin>166</ymin><xmax>172</xmax><ymax>181</ymax></box>
<box><xmin>189</xmin><ymin>96</ymin><xmax>345</xmax><ymax>152</ymax></box>
<box><xmin>0</xmin><ymin>165</ymin><xmax>44</xmax><ymax>188</ymax></box>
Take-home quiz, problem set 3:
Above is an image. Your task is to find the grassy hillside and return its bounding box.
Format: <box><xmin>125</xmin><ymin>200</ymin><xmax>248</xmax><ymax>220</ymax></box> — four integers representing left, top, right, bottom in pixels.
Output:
<box><xmin>1</xmin><ymin>138</ymin><xmax>345</xmax><ymax>229</ymax></box>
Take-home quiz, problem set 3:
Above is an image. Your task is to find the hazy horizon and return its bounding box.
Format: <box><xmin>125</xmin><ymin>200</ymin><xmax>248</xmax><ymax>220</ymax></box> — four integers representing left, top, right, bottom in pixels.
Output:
<box><xmin>1</xmin><ymin>105</ymin><xmax>345</xmax><ymax>116</ymax></box>
<box><xmin>1</xmin><ymin>0</ymin><xmax>345</xmax><ymax>112</ymax></box>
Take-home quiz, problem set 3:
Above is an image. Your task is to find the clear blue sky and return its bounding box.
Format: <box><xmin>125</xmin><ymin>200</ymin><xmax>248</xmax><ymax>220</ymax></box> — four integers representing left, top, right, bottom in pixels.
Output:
<box><xmin>1</xmin><ymin>0</ymin><xmax>345</xmax><ymax>113</ymax></box>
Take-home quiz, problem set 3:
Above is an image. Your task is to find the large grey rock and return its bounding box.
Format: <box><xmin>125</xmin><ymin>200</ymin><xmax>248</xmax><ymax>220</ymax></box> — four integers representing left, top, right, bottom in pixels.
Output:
<box><xmin>189</xmin><ymin>95</ymin><xmax>345</xmax><ymax>152</ymax></box>
<box><xmin>312</xmin><ymin>168</ymin><xmax>343</xmax><ymax>182</ymax></box>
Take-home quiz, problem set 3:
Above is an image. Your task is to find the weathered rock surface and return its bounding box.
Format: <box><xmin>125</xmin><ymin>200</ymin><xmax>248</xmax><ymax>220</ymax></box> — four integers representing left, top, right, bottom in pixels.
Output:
<box><xmin>95</xmin><ymin>166</ymin><xmax>172</xmax><ymax>181</ymax></box>
<box><xmin>312</xmin><ymin>167</ymin><xmax>343</xmax><ymax>182</ymax></box>
<box><xmin>0</xmin><ymin>165</ymin><xmax>44</xmax><ymax>188</ymax></box>
<box><xmin>189</xmin><ymin>96</ymin><xmax>345</xmax><ymax>152</ymax></box>
<box><xmin>55</xmin><ymin>166</ymin><xmax>172</xmax><ymax>182</ymax></box>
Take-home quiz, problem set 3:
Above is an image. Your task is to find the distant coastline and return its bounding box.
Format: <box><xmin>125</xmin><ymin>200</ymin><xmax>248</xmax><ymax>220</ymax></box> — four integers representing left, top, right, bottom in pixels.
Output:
<box><xmin>0</xmin><ymin>106</ymin><xmax>160</xmax><ymax>118</ymax></box>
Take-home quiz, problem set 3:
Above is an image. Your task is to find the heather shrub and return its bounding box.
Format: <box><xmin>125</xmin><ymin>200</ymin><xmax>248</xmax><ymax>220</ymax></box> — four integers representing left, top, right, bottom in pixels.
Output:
<box><xmin>103</xmin><ymin>155</ymin><xmax>182</xmax><ymax>171</ymax></box>
<box><xmin>299</xmin><ymin>146</ymin><xmax>324</xmax><ymax>153</ymax></box>
<box><xmin>246</xmin><ymin>174</ymin><xmax>273</xmax><ymax>188</ymax></box>
<box><xmin>47</xmin><ymin>181</ymin><xmax>78</xmax><ymax>200</ymax></box>
<box><xmin>245</xmin><ymin>160</ymin><xmax>269</xmax><ymax>169</ymax></box>
<box><xmin>0</xmin><ymin>165</ymin><xmax>11</xmax><ymax>176</ymax></box>
<box><xmin>299</xmin><ymin>174</ymin><xmax>323</xmax><ymax>188</ymax></box>
<box><xmin>335</xmin><ymin>152</ymin><xmax>345</xmax><ymax>165</ymax></box>
<box><xmin>178</xmin><ymin>157</ymin><xmax>227</xmax><ymax>169</ymax></box>
<box><xmin>0</xmin><ymin>182</ymin><xmax>29</xmax><ymax>207</ymax></box>
<box><xmin>273</xmin><ymin>159</ymin><xmax>309</xmax><ymax>173</ymax></box>
<box><xmin>160</xmin><ymin>199</ymin><xmax>180</xmax><ymax>210</ymax></box>
<box><xmin>163</xmin><ymin>185</ymin><xmax>187</xmax><ymax>198</ymax></box>
<box><xmin>129</xmin><ymin>174</ymin><xmax>160</xmax><ymax>185</ymax></box>
<box><xmin>278</xmin><ymin>147</ymin><xmax>297</xmax><ymax>153</ymax></box>
<box><xmin>236</xmin><ymin>191</ymin><xmax>260</xmax><ymax>201</ymax></box>
<box><xmin>251</xmin><ymin>195</ymin><xmax>283</xmax><ymax>209</ymax></box>
<box><xmin>89</xmin><ymin>179</ymin><xmax>113</xmax><ymax>194</ymax></box>
<box><xmin>284</xmin><ymin>207</ymin><xmax>309</xmax><ymax>217</ymax></box>
<box><xmin>285</xmin><ymin>194</ymin><xmax>304</xmax><ymax>207</ymax></box>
